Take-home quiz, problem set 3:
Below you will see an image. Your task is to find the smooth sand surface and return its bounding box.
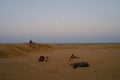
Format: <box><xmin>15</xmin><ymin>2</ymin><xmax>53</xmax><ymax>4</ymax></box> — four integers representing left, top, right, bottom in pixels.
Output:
<box><xmin>0</xmin><ymin>43</ymin><xmax>120</xmax><ymax>80</ymax></box>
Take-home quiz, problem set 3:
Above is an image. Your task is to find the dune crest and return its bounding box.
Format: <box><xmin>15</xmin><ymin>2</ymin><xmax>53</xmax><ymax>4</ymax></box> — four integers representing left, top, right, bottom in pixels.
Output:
<box><xmin>0</xmin><ymin>43</ymin><xmax>55</xmax><ymax>58</ymax></box>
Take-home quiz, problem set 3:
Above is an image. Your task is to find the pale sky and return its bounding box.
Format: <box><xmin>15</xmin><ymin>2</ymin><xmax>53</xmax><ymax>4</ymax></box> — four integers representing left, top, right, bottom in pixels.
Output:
<box><xmin>0</xmin><ymin>0</ymin><xmax>120</xmax><ymax>43</ymax></box>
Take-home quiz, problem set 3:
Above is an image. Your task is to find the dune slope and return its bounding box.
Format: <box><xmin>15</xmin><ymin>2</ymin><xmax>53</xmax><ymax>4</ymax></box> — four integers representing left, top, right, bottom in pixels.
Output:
<box><xmin>0</xmin><ymin>43</ymin><xmax>55</xmax><ymax>58</ymax></box>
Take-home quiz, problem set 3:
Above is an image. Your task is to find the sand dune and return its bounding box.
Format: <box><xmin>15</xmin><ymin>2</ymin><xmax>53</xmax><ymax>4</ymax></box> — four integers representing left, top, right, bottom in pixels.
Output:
<box><xmin>0</xmin><ymin>43</ymin><xmax>120</xmax><ymax>80</ymax></box>
<box><xmin>0</xmin><ymin>43</ymin><xmax>55</xmax><ymax>58</ymax></box>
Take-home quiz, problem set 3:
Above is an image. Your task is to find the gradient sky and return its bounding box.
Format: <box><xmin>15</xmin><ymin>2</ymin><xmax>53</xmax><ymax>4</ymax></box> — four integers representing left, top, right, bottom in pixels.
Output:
<box><xmin>0</xmin><ymin>0</ymin><xmax>120</xmax><ymax>43</ymax></box>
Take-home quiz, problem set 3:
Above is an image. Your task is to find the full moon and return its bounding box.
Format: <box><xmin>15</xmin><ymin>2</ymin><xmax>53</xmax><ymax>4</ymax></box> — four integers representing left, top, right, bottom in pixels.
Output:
<box><xmin>56</xmin><ymin>22</ymin><xmax>59</xmax><ymax>24</ymax></box>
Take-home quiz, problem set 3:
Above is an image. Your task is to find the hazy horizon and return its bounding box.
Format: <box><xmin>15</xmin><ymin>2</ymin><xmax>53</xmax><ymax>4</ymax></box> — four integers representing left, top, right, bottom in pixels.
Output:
<box><xmin>0</xmin><ymin>0</ymin><xmax>120</xmax><ymax>43</ymax></box>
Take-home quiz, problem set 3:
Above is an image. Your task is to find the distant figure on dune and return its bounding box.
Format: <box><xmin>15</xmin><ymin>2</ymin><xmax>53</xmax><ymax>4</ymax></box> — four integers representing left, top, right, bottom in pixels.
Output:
<box><xmin>29</xmin><ymin>40</ymin><xmax>33</xmax><ymax>44</ymax></box>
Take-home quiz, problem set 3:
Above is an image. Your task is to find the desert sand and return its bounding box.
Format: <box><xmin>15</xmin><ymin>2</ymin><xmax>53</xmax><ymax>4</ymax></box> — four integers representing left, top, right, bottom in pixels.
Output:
<box><xmin>0</xmin><ymin>43</ymin><xmax>120</xmax><ymax>80</ymax></box>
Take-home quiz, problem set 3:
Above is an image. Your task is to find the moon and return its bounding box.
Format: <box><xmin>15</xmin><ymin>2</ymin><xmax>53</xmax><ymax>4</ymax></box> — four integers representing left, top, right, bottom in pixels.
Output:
<box><xmin>56</xmin><ymin>22</ymin><xmax>59</xmax><ymax>24</ymax></box>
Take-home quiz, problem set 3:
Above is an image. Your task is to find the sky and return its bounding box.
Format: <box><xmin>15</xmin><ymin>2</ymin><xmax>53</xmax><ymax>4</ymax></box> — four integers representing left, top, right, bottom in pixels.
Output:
<box><xmin>0</xmin><ymin>0</ymin><xmax>120</xmax><ymax>43</ymax></box>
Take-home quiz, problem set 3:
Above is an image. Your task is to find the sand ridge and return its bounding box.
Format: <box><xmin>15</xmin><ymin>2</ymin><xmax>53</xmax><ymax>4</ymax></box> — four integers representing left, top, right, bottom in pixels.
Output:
<box><xmin>0</xmin><ymin>43</ymin><xmax>55</xmax><ymax>58</ymax></box>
